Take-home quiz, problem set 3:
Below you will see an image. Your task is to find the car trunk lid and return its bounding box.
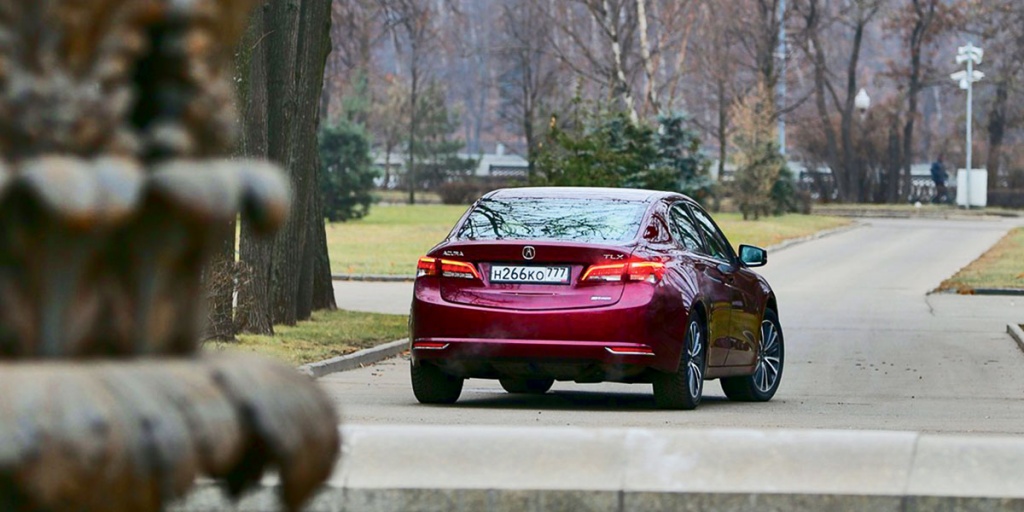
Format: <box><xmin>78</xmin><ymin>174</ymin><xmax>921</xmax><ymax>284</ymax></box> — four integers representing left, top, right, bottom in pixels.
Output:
<box><xmin>431</xmin><ymin>241</ymin><xmax>634</xmax><ymax>311</ymax></box>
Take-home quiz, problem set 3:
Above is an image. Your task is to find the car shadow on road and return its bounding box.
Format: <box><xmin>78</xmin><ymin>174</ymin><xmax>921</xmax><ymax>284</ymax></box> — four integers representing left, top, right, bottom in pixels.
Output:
<box><xmin>452</xmin><ymin>389</ymin><xmax>737</xmax><ymax>412</ymax></box>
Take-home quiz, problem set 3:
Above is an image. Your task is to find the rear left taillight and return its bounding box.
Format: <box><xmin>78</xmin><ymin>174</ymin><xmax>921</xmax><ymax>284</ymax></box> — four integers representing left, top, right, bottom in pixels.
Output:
<box><xmin>581</xmin><ymin>259</ymin><xmax>665</xmax><ymax>284</ymax></box>
<box><xmin>416</xmin><ymin>256</ymin><xmax>482</xmax><ymax>280</ymax></box>
<box><xmin>417</xmin><ymin>257</ymin><xmax>438</xmax><ymax>277</ymax></box>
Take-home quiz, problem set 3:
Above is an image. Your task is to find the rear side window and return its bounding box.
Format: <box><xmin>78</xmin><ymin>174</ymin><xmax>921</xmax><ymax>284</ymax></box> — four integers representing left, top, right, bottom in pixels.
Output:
<box><xmin>455</xmin><ymin>197</ymin><xmax>648</xmax><ymax>244</ymax></box>
<box><xmin>687</xmin><ymin>205</ymin><xmax>733</xmax><ymax>262</ymax></box>
<box><xmin>668</xmin><ymin>204</ymin><xmax>705</xmax><ymax>253</ymax></box>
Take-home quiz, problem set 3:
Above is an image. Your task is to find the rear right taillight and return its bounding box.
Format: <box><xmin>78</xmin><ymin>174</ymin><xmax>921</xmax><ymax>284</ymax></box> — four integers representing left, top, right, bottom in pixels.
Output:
<box><xmin>581</xmin><ymin>259</ymin><xmax>665</xmax><ymax>284</ymax></box>
<box><xmin>626</xmin><ymin>261</ymin><xmax>666</xmax><ymax>283</ymax></box>
<box><xmin>580</xmin><ymin>262</ymin><xmax>627</xmax><ymax>282</ymax></box>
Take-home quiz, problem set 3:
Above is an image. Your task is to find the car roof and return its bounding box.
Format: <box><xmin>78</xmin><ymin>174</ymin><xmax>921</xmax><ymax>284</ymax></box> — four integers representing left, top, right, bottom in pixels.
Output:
<box><xmin>483</xmin><ymin>187</ymin><xmax>682</xmax><ymax>203</ymax></box>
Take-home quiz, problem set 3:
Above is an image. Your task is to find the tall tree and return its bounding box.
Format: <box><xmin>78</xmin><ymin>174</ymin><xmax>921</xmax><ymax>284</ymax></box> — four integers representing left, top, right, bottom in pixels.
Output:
<box><xmin>236</xmin><ymin>0</ymin><xmax>335</xmax><ymax>332</ymax></box>
<box><xmin>885</xmin><ymin>0</ymin><xmax>953</xmax><ymax>201</ymax></box>
<box><xmin>495</xmin><ymin>0</ymin><xmax>560</xmax><ymax>180</ymax></box>
<box><xmin>794</xmin><ymin>0</ymin><xmax>885</xmax><ymax>202</ymax></box>
<box><xmin>237</xmin><ymin>5</ymin><xmax>274</xmax><ymax>335</ymax></box>
<box><xmin>967</xmin><ymin>1</ymin><xmax>1024</xmax><ymax>183</ymax></box>
<box><xmin>382</xmin><ymin>0</ymin><xmax>434</xmax><ymax>204</ymax></box>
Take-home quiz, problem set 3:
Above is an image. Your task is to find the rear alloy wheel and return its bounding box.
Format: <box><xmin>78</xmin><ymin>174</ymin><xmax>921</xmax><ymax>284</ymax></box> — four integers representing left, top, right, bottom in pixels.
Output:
<box><xmin>411</xmin><ymin>363</ymin><xmax>464</xmax><ymax>404</ymax></box>
<box><xmin>653</xmin><ymin>318</ymin><xmax>706</xmax><ymax>410</ymax></box>
<box><xmin>721</xmin><ymin>309</ymin><xmax>784</xmax><ymax>402</ymax></box>
<box><xmin>499</xmin><ymin>377</ymin><xmax>554</xmax><ymax>394</ymax></box>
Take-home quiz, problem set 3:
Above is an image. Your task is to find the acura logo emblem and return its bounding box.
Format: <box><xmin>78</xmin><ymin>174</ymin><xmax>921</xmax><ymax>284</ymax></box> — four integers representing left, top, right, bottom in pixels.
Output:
<box><xmin>522</xmin><ymin>246</ymin><xmax>536</xmax><ymax>260</ymax></box>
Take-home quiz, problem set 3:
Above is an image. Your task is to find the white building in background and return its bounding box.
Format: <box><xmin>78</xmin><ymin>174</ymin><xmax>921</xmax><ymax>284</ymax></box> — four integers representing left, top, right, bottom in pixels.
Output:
<box><xmin>372</xmin><ymin>145</ymin><xmax>529</xmax><ymax>189</ymax></box>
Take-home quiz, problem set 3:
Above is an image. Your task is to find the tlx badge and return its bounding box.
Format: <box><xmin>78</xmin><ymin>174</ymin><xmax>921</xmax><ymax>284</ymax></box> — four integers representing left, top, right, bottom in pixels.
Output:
<box><xmin>522</xmin><ymin>246</ymin><xmax>536</xmax><ymax>260</ymax></box>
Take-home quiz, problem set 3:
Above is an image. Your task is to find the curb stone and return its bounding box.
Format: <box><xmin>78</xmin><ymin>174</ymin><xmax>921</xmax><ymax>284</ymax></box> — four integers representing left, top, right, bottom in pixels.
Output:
<box><xmin>172</xmin><ymin>425</ymin><xmax>1024</xmax><ymax>512</ymax></box>
<box><xmin>298</xmin><ymin>339</ymin><xmax>408</xmax><ymax>378</ymax></box>
<box><xmin>1008</xmin><ymin>324</ymin><xmax>1024</xmax><ymax>355</ymax></box>
<box><xmin>974</xmin><ymin>288</ymin><xmax>1024</xmax><ymax>296</ymax></box>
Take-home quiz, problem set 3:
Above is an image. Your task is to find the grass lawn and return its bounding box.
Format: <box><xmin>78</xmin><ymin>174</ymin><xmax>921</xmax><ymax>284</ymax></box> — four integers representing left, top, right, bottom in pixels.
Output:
<box><xmin>328</xmin><ymin>204</ymin><xmax>851</xmax><ymax>275</ymax></box>
<box><xmin>937</xmin><ymin>227</ymin><xmax>1024</xmax><ymax>293</ymax></box>
<box><xmin>713</xmin><ymin>213</ymin><xmax>851</xmax><ymax>250</ymax></box>
<box><xmin>327</xmin><ymin>204</ymin><xmax>469</xmax><ymax>275</ymax></box>
<box><xmin>206</xmin><ymin>309</ymin><xmax>408</xmax><ymax>365</ymax></box>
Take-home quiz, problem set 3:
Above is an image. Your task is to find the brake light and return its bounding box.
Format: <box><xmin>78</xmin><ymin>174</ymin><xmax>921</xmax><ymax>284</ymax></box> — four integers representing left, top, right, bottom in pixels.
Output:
<box><xmin>581</xmin><ymin>259</ymin><xmax>665</xmax><ymax>284</ymax></box>
<box><xmin>416</xmin><ymin>256</ymin><xmax>481</xmax><ymax>280</ymax></box>
<box><xmin>580</xmin><ymin>262</ymin><xmax>627</xmax><ymax>282</ymax></box>
<box><xmin>627</xmin><ymin>261</ymin><xmax>666</xmax><ymax>283</ymax></box>
<box><xmin>440</xmin><ymin>259</ymin><xmax>482</xmax><ymax>280</ymax></box>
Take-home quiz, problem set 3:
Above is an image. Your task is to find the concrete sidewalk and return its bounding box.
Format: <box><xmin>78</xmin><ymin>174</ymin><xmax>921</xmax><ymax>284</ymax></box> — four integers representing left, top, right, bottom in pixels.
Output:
<box><xmin>174</xmin><ymin>425</ymin><xmax>1024</xmax><ymax>511</ymax></box>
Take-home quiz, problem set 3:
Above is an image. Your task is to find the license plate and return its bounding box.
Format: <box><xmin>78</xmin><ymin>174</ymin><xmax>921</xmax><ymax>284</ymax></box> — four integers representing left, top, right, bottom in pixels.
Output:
<box><xmin>489</xmin><ymin>265</ymin><xmax>571</xmax><ymax>284</ymax></box>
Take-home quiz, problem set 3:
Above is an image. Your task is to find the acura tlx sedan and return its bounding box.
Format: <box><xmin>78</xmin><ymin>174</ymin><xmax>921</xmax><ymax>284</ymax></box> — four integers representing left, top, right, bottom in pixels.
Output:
<box><xmin>409</xmin><ymin>187</ymin><xmax>783</xmax><ymax>410</ymax></box>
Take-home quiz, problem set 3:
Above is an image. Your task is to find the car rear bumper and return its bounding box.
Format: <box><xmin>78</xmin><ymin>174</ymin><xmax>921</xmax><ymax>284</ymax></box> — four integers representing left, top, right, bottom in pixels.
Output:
<box><xmin>411</xmin><ymin>338</ymin><xmax>658</xmax><ymax>382</ymax></box>
<box><xmin>410</xmin><ymin>280</ymin><xmax>685</xmax><ymax>376</ymax></box>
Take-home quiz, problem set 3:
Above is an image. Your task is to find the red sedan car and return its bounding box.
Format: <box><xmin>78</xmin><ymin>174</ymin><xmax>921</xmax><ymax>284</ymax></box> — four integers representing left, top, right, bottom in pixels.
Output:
<box><xmin>409</xmin><ymin>187</ymin><xmax>783</xmax><ymax>410</ymax></box>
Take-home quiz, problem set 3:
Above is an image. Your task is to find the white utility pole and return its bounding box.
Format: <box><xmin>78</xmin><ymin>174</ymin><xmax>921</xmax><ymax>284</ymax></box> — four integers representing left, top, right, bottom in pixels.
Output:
<box><xmin>951</xmin><ymin>43</ymin><xmax>984</xmax><ymax>208</ymax></box>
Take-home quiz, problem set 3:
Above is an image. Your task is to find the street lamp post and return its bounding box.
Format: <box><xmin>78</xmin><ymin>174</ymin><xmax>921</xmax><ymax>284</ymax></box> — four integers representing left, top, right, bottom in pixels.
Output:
<box><xmin>854</xmin><ymin>89</ymin><xmax>873</xmax><ymax>196</ymax></box>
<box><xmin>951</xmin><ymin>43</ymin><xmax>984</xmax><ymax>208</ymax></box>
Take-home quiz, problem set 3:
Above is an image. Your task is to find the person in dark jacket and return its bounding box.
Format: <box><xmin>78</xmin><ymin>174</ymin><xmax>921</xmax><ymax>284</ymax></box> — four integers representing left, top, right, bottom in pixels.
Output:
<box><xmin>930</xmin><ymin>157</ymin><xmax>948</xmax><ymax>203</ymax></box>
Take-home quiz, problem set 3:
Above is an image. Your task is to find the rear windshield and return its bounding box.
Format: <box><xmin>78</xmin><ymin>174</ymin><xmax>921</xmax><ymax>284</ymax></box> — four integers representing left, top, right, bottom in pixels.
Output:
<box><xmin>454</xmin><ymin>197</ymin><xmax>648</xmax><ymax>244</ymax></box>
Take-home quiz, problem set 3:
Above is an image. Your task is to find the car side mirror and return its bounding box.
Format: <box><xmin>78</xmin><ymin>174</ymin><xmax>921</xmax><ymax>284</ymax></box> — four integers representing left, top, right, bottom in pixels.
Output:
<box><xmin>738</xmin><ymin>245</ymin><xmax>767</xmax><ymax>267</ymax></box>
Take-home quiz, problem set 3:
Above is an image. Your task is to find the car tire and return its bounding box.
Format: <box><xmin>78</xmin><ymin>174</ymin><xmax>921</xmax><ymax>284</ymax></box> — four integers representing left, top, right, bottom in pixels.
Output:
<box><xmin>653</xmin><ymin>317</ymin><xmax>706</xmax><ymax>410</ymax></box>
<box><xmin>721</xmin><ymin>309</ymin><xmax>784</xmax><ymax>402</ymax></box>
<box><xmin>499</xmin><ymin>377</ymin><xmax>554</xmax><ymax>394</ymax></box>
<box><xmin>411</xmin><ymin>362</ymin><xmax>464</xmax><ymax>404</ymax></box>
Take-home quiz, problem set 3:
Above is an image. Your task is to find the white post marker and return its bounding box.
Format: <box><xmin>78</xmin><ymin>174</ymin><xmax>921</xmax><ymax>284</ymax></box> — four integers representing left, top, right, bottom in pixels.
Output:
<box><xmin>951</xmin><ymin>43</ymin><xmax>984</xmax><ymax>208</ymax></box>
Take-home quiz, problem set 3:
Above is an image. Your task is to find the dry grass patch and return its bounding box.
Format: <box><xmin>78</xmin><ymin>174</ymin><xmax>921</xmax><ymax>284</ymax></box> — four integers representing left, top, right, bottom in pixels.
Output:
<box><xmin>715</xmin><ymin>213</ymin><xmax>851</xmax><ymax>250</ymax></box>
<box><xmin>207</xmin><ymin>309</ymin><xmax>408</xmax><ymax>365</ymax></box>
<box><xmin>938</xmin><ymin>227</ymin><xmax>1024</xmax><ymax>293</ymax></box>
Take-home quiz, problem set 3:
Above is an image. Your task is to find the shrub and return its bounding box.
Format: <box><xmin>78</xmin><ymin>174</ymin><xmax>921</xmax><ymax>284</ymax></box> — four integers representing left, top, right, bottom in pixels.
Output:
<box><xmin>319</xmin><ymin>121</ymin><xmax>377</xmax><ymax>222</ymax></box>
<box><xmin>437</xmin><ymin>181</ymin><xmax>484</xmax><ymax>205</ymax></box>
<box><xmin>731</xmin><ymin>83</ymin><xmax>785</xmax><ymax>220</ymax></box>
<box><xmin>535</xmin><ymin>99</ymin><xmax>711</xmax><ymax>200</ymax></box>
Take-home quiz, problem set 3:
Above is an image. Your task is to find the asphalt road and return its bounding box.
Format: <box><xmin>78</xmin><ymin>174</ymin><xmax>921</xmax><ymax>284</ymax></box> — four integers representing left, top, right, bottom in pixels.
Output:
<box><xmin>324</xmin><ymin>218</ymin><xmax>1024</xmax><ymax>434</ymax></box>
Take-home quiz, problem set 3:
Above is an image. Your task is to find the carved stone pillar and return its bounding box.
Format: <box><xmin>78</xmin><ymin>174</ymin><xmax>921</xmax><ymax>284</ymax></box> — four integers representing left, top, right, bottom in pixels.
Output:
<box><xmin>0</xmin><ymin>1</ymin><xmax>339</xmax><ymax>511</ymax></box>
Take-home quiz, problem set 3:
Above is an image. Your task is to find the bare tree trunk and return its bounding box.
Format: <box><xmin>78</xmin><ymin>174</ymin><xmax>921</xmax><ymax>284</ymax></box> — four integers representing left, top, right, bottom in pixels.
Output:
<box><xmin>716</xmin><ymin>78</ymin><xmax>728</xmax><ymax>184</ymax></box>
<box><xmin>604</xmin><ymin>0</ymin><xmax>637</xmax><ymax>121</ymax></box>
<box><xmin>266</xmin><ymin>0</ymin><xmax>302</xmax><ymax>326</ymax></box>
<box><xmin>636</xmin><ymin>0</ymin><xmax>660</xmax><ymax>115</ymax></box>
<box><xmin>407</xmin><ymin>38</ymin><xmax>419</xmax><ymax>205</ymax></box>
<box><xmin>841</xmin><ymin>21</ymin><xmax>865</xmax><ymax>203</ymax></box>
<box><xmin>311</xmin><ymin>180</ymin><xmax>337</xmax><ymax>311</ymax></box>
<box><xmin>899</xmin><ymin>0</ymin><xmax>936</xmax><ymax>202</ymax></box>
<box><xmin>807</xmin><ymin>24</ymin><xmax>842</xmax><ymax>200</ymax></box>
<box><xmin>886</xmin><ymin>111</ymin><xmax>902</xmax><ymax>204</ymax></box>
<box><xmin>237</xmin><ymin>3</ymin><xmax>275</xmax><ymax>335</ymax></box>
<box><xmin>986</xmin><ymin>79</ymin><xmax>1008</xmax><ymax>179</ymax></box>
<box><xmin>294</xmin><ymin>0</ymin><xmax>332</xmax><ymax>321</ymax></box>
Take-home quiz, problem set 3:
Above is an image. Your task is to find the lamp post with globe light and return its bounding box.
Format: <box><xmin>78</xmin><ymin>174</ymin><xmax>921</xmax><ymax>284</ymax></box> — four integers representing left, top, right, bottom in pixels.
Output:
<box><xmin>951</xmin><ymin>43</ymin><xmax>984</xmax><ymax>208</ymax></box>
<box><xmin>854</xmin><ymin>88</ymin><xmax>873</xmax><ymax>198</ymax></box>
